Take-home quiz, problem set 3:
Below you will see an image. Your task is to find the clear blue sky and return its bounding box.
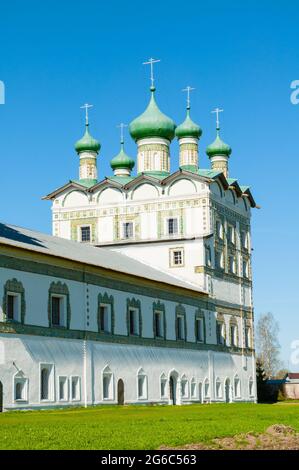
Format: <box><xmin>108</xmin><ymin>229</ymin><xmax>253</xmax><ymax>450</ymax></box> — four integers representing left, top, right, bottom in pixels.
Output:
<box><xmin>0</xmin><ymin>0</ymin><xmax>298</xmax><ymax>368</ymax></box>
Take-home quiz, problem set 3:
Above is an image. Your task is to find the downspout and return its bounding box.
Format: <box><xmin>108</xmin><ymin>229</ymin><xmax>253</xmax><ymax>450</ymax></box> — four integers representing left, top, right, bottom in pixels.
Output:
<box><xmin>83</xmin><ymin>268</ymin><xmax>88</xmax><ymax>408</ymax></box>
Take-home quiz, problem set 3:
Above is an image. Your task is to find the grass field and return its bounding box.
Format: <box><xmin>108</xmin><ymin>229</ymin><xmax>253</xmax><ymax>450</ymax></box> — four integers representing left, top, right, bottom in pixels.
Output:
<box><xmin>1</xmin><ymin>403</ymin><xmax>299</xmax><ymax>450</ymax></box>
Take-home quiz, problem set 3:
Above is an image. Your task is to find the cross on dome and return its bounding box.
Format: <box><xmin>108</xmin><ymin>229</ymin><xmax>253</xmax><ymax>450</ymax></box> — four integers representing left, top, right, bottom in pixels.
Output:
<box><xmin>182</xmin><ymin>86</ymin><xmax>195</xmax><ymax>109</ymax></box>
<box><xmin>211</xmin><ymin>107</ymin><xmax>223</xmax><ymax>130</ymax></box>
<box><xmin>143</xmin><ymin>58</ymin><xmax>161</xmax><ymax>89</ymax></box>
<box><xmin>117</xmin><ymin>123</ymin><xmax>128</xmax><ymax>144</ymax></box>
<box><xmin>80</xmin><ymin>103</ymin><xmax>93</xmax><ymax>125</ymax></box>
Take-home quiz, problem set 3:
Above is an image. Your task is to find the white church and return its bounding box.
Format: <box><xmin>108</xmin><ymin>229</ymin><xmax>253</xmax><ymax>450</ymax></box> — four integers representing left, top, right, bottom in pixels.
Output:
<box><xmin>0</xmin><ymin>62</ymin><xmax>257</xmax><ymax>411</ymax></box>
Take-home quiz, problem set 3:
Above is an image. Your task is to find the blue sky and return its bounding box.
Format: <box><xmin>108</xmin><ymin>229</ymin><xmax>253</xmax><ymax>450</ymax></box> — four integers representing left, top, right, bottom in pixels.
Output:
<box><xmin>0</xmin><ymin>0</ymin><xmax>298</xmax><ymax>367</ymax></box>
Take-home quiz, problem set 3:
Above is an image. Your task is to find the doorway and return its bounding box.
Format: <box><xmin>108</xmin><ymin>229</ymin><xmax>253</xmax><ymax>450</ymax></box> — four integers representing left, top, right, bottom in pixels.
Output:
<box><xmin>117</xmin><ymin>379</ymin><xmax>124</xmax><ymax>405</ymax></box>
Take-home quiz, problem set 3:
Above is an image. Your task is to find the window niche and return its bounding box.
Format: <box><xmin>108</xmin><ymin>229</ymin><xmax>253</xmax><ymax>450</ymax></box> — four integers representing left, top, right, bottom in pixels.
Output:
<box><xmin>137</xmin><ymin>368</ymin><xmax>147</xmax><ymax>400</ymax></box>
<box><xmin>216</xmin><ymin>313</ymin><xmax>226</xmax><ymax>346</ymax></box>
<box><xmin>97</xmin><ymin>293</ymin><xmax>114</xmax><ymax>335</ymax></box>
<box><xmin>195</xmin><ymin>310</ymin><xmax>205</xmax><ymax>343</ymax></box>
<box><xmin>14</xmin><ymin>371</ymin><xmax>28</xmax><ymax>402</ymax></box>
<box><xmin>102</xmin><ymin>366</ymin><xmax>114</xmax><ymax>400</ymax></box>
<box><xmin>127</xmin><ymin>298</ymin><xmax>142</xmax><ymax>337</ymax></box>
<box><xmin>153</xmin><ymin>301</ymin><xmax>166</xmax><ymax>339</ymax></box>
<box><xmin>175</xmin><ymin>304</ymin><xmax>187</xmax><ymax>341</ymax></box>
<box><xmin>48</xmin><ymin>282</ymin><xmax>71</xmax><ymax>329</ymax></box>
<box><xmin>3</xmin><ymin>279</ymin><xmax>26</xmax><ymax>324</ymax></box>
<box><xmin>229</xmin><ymin>318</ymin><xmax>239</xmax><ymax>348</ymax></box>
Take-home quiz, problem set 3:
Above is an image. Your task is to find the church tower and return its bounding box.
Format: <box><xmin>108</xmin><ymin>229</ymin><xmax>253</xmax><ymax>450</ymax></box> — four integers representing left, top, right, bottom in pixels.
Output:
<box><xmin>74</xmin><ymin>103</ymin><xmax>100</xmax><ymax>185</ymax></box>
<box><xmin>175</xmin><ymin>86</ymin><xmax>202</xmax><ymax>172</ymax></box>
<box><xmin>110</xmin><ymin>124</ymin><xmax>135</xmax><ymax>177</ymax></box>
<box><xmin>206</xmin><ymin>108</ymin><xmax>231</xmax><ymax>178</ymax></box>
<box><xmin>129</xmin><ymin>59</ymin><xmax>176</xmax><ymax>176</ymax></box>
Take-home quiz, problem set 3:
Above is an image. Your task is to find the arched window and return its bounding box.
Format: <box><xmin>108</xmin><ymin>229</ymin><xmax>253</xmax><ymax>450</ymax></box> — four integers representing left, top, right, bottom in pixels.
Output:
<box><xmin>191</xmin><ymin>378</ymin><xmax>197</xmax><ymax>399</ymax></box>
<box><xmin>215</xmin><ymin>377</ymin><xmax>222</xmax><ymax>399</ymax></box>
<box><xmin>41</xmin><ymin>368</ymin><xmax>49</xmax><ymax>400</ymax></box>
<box><xmin>204</xmin><ymin>378</ymin><xmax>210</xmax><ymax>399</ymax></box>
<box><xmin>160</xmin><ymin>373</ymin><xmax>167</xmax><ymax>399</ymax></box>
<box><xmin>137</xmin><ymin>368</ymin><xmax>147</xmax><ymax>400</ymax></box>
<box><xmin>234</xmin><ymin>374</ymin><xmax>241</xmax><ymax>398</ymax></box>
<box><xmin>249</xmin><ymin>377</ymin><xmax>254</xmax><ymax>397</ymax></box>
<box><xmin>102</xmin><ymin>366</ymin><xmax>113</xmax><ymax>400</ymax></box>
<box><xmin>180</xmin><ymin>374</ymin><xmax>188</xmax><ymax>399</ymax></box>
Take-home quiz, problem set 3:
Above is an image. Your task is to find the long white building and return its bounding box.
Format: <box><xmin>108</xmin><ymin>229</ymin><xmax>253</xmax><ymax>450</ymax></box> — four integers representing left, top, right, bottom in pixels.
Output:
<box><xmin>0</xmin><ymin>72</ymin><xmax>257</xmax><ymax>410</ymax></box>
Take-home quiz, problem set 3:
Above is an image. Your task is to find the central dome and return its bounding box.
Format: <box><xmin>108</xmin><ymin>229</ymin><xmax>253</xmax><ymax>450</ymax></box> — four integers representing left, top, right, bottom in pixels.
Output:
<box><xmin>129</xmin><ymin>87</ymin><xmax>176</xmax><ymax>142</ymax></box>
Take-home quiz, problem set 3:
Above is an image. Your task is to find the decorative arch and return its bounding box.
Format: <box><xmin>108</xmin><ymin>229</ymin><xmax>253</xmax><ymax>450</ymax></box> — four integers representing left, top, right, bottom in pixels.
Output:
<box><xmin>167</xmin><ymin>178</ymin><xmax>197</xmax><ymax>196</ymax></box>
<box><xmin>226</xmin><ymin>189</ymin><xmax>236</xmax><ymax>205</ymax></box>
<box><xmin>2</xmin><ymin>278</ymin><xmax>26</xmax><ymax>324</ymax></box>
<box><xmin>203</xmin><ymin>377</ymin><xmax>210</xmax><ymax>400</ymax></box>
<box><xmin>160</xmin><ymin>372</ymin><xmax>167</xmax><ymax>399</ymax></box>
<box><xmin>62</xmin><ymin>190</ymin><xmax>89</xmax><ymax>208</ymax></box>
<box><xmin>211</xmin><ymin>181</ymin><xmax>223</xmax><ymax>198</ymax></box>
<box><xmin>153</xmin><ymin>300</ymin><xmax>166</xmax><ymax>339</ymax></box>
<box><xmin>97</xmin><ymin>187</ymin><xmax>123</xmax><ymax>205</ymax></box>
<box><xmin>126</xmin><ymin>298</ymin><xmax>142</xmax><ymax>337</ymax></box>
<box><xmin>97</xmin><ymin>292</ymin><xmax>115</xmax><ymax>334</ymax></box>
<box><xmin>215</xmin><ymin>377</ymin><xmax>223</xmax><ymax>399</ymax></box>
<box><xmin>234</xmin><ymin>374</ymin><xmax>241</xmax><ymax>398</ymax></box>
<box><xmin>102</xmin><ymin>365</ymin><xmax>114</xmax><ymax>400</ymax></box>
<box><xmin>190</xmin><ymin>377</ymin><xmax>197</xmax><ymax>399</ymax></box>
<box><xmin>48</xmin><ymin>282</ymin><xmax>71</xmax><ymax>329</ymax></box>
<box><xmin>131</xmin><ymin>183</ymin><xmax>159</xmax><ymax>201</ymax></box>
<box><xmin>229</xmin><ymin>316</ymin><xmax>239</xmax><ymax>347</ymax></box>
<box><xmin>216</xmin><ymin>313</ymin><xmax>226</xmax><ymax>345</ymax></box>
<box><xmin>136</xmin><ymin>367</ymin><xmax>147</xmax><ymax>400</ymax></box>
<box><xmin>175</xmin><ymin>304</ymin><xmax>187</xmax><ymax>341</ymax></box>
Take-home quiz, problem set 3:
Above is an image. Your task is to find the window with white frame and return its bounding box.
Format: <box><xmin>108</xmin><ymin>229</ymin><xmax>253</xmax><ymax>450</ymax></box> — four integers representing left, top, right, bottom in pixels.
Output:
<box><xmin>191</xmin><ymin>378</ymin><xmax>197</xmax><ymax>399</ymax></box>
<box><xmin>129</xmin><ymin>308</ymin><xmax>140</xmax><ymax>336</ymax></box>
<box><xmin>216</xmin><ymin>378</ymin><xmax>222</xmax><ymax>399</ymax></box>
<box><xmin>170</xmin><ymin>248</ymin><xmax>184</xmax><ymax>267</ymax></box>
<box><xmin>242</xmin><ymin>259</ymin><xmax>249</xmax><ymax>278</ymax></box>
<box><xmin>241</xmin><ymin>231</ymin><xmax>248</xmax><ymax>250</ymax></box>
<box><xmin>167</xmin><ymin>217</ymin><xmax>178</xmax><ymax>236</ymax></box>
<box><xmin>205</xmin><ymin>245</ymin><xmax>212</xmax><ymax>267</ymax></box>
<box><xmin>99</xmin><ymin>305</ymin><xmax>111</xmax><ymax>333</ymax></box>
<box><xmin>102</xmin><ymin>366</ymin><xmax>113</xmax><ymax>400</ymax></box>
<box><xmin>40</xmin><ymin>364</ymin><xmax>54</xmax><ymax>401</ymax></box>
<box><xmin>71</xmin><ymin>376</ymin><xmax>81</xmax><ymax>401</ymax></box>
<box><xmin>181</xmin><ymin>375</ymin><xmax>188</xmax><ymax>399</ymax></box>
<box><xmin>228</xmin><ymin>255</ymin><xmax>236</xmax><ymax>274</ymax></box>
<box><xmin>14</xmin><ymin>374</ymin><xmax>28</xmax><ymax>401</ymax></box>
<box><xmin>245</xmin><ymin>326</ymin><xmax>251</xmax><ymax>348</ymax></box>
<box><xmin>137</xmin><ymin>369</ymin><xmax>147</xmax><ymax>400</ymax></box>
<box><xmin>216</xmin><ymin>220</ymin><xmax>223</xmax><ymax>239</ymax></box>
<box><xmin>227</xmin><ymin>225</ymin><xmax>235</xmax><ymax>244</ymax></box>
<box><xmin>154</xmin><ymin>311</ymin><xmax>164</xmax><ymax>338</ymax></box>
<box><xmin>195</xmin><ymin>316</ymin><xmax>204</xmax><ymax>342</ymax></box>
<box><xmin>58</xmin><ymin>376</ymin><xmax>68</xmax><ymax>401</ymax></box>
<box><xmin>234</xmin><ymin>375</ymin><xmax>241</xmax><ymax>398</ymax></box>
<box><xmin>80</xmin><ymin>225</ymin><xmax>91</xmax><ymax>243</ymax></box>
<box><xmin>123</xmin><ymin>222</ymin><xmax>134</xmax><ymax>239</ymax></box>
<box><xmin>215</xmin><ymin>250</ymin><xmax>224</xmax><ymax>270</ymax></box>
<box><xmin>176</xmin><ymin>314</ymin><xmax>185</xmax><ymax>340</ymax></box>
<box><xmin>204</xmin><ymin>379</ymin><xmax>210</xmax><ymax>399</ymax></box>
<box><xmin>216</xmin><ymin>321</ymin><xmax>226</xmax><ymax>345</ymax></box>
<box><xmin>230</xmin><ymin>323</ymin><xmax>238</xmax><ymax>347</ymax></box>
<box><xmin>6</xmin><ymin>293</ymin><xmax>21</xmax><ymax>322</ymax></box>
<box><xmin>160</xmin><ymin>373</ymin><xmax>167</xmax><ymax>399</ymax></box>
<box><xmin>51</xmin><ymin>295</ymin><xmax>66</xmax><ymax>327</ymax></box>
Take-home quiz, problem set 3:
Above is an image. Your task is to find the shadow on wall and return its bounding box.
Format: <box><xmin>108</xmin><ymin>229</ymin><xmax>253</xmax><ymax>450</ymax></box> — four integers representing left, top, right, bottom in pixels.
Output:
<box><xmin>0</xmin><ymin>223</ymin><xmax>46</xmax><ymax>249</ymax></box>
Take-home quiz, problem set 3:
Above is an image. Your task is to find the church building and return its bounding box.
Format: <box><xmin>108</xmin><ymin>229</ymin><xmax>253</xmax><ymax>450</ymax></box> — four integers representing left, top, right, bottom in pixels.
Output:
<box><xmin>0</xmin><ymin>62</ymin><xmax>257</xmax><ymax>410</ymax></box>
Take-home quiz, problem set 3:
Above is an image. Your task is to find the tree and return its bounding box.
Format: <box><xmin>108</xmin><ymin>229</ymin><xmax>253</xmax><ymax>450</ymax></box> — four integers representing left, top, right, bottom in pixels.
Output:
<box><xmin>256</xmin><ymin>358</ymin><xmax>272</xmax><ymax>402</ymax></box>
<box><xmin>255</xmin><ymin>312</ymin><xmax>281</xmax><ymax>377</ymax></box>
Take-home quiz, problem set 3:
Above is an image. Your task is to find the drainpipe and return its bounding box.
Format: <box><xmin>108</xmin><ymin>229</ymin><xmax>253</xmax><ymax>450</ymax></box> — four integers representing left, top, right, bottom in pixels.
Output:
<box><xmin>83</xmin><ymin>269</ymin><xmax>88</xmax><ymax>408</ymax></box>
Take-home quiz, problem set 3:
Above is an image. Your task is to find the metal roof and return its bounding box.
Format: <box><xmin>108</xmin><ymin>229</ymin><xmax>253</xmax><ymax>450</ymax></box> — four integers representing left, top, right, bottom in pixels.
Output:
<box><xmin>0</xmin><ymin>222</ymin><xmax>207</xmax><ymax>295</ymax></box>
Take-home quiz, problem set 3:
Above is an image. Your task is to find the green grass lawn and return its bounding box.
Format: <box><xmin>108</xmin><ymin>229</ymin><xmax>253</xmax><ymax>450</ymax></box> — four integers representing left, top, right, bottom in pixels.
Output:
<box><xmin>1</xmin><ymin>403</ymin><xmax>299</xmax><ymax>450</ymax></box>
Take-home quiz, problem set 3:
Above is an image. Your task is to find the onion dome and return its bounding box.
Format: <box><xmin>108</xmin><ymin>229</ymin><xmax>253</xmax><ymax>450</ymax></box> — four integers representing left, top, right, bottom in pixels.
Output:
<box><xmin>175</xmin><ymin>108</ymin><xmax>202</xmax><ymax>139</ymax></box>
<box><xmin>110</xmin><ymin>142</ymin><xmax>135</xmax><ymax>171</ymax></box>
<box><xmin>206</xmin><ymin>127</ymin><xmax>231</xmax><ymax>158</ymax></box>
<box><xmin>75</xmin><ymin>124</ymin><xmax>101</xmax><ymax>154</ymax></box>
<box><xmin>129</xmin><ymin>86</ymin><xmax>176</xmax><ymax>142</ymax></box>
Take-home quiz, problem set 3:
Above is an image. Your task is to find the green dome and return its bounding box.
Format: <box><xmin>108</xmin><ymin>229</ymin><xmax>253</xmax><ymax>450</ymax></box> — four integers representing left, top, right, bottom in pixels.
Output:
<box><xmin>75</xmin><ymin>124</ymin><xmax>101</xmax><ymax>154</ymax></box>
<box><xmin>110</xmin><ymin>143</ymin><xmax>135</xmax><ymax>170</ymax></box>
<box><xmin>129</xmin><ymin>87</ymin><xmax>176</xmax><ymax>142</ymax></box>
<box><xmin>206</xmin><ymin>130</ymin><xmax>231</xmax><ymax>158</ymax></box>
<box><xmin>175</xmin><ymin>109</ymin><xmax>202</xmax><ymax>139</ymax></box>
